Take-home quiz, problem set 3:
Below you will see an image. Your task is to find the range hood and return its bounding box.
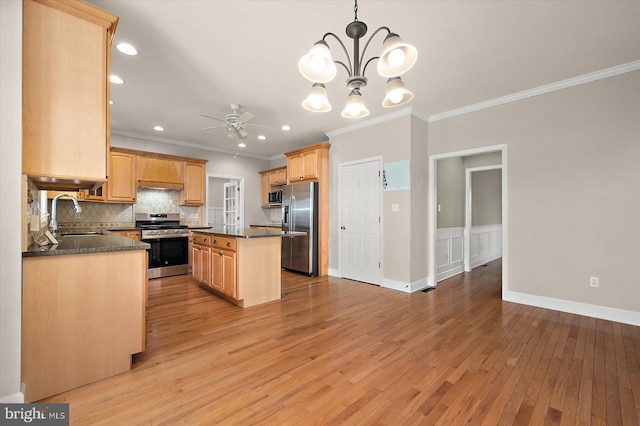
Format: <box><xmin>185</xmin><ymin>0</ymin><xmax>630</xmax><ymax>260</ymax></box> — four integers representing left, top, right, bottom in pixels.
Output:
<box><xmin>137</xmin><ymin>180</ymin><xmax>183</xmax><ymax>190</ymax></box>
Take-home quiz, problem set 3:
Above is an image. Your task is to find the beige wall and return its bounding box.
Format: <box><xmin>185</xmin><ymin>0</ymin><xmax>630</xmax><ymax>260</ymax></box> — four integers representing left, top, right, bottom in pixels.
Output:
<box><xmin>429</xmin><ymin>70</ymin><xmax>640</xmax><ymax>312</ymax></box>
<box><xmin>409</xmin><ymin>116</ymin><xmax>429</xmax><ymax>282</ymax></box>
<box><xmin>329</xmin><ymin>115</ymin><xmax>412</xmax><ymax>283</ymax></box>
<box><xmin>0</xmin><ymin>0</ymin><xmax>23</xmax><ymax>402</ymax></box>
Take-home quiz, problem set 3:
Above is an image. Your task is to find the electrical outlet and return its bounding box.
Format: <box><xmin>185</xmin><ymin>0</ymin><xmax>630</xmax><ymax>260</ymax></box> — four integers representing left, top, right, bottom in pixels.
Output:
<box><xmin>589</xmin><ymin>276</ymin><xmax>599</xmax><ymax>288</ymax></box>
<box><xmin>391</xmin><ymin>204</ymin><xmax>400</xmax><ymax>212</ymax></box>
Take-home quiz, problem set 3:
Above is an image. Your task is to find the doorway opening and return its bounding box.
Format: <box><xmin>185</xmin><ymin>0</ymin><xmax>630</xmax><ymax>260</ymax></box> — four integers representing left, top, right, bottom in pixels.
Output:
<box><xmin>206</xmin><ymin>174</ymin><xmax>244</xmax><ymax>228</ymax></box>
<box><xmin>428</xmin><ymin>144</ymin><xmax>508</xmax><ymax>299</ymax></box>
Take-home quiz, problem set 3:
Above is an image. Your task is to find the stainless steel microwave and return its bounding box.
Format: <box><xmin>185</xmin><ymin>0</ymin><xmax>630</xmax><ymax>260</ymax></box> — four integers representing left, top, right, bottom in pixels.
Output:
<box><xmin>268</xmin><ymin>189</ymin><xmax>282</xmax><ymax>204</ymax></box>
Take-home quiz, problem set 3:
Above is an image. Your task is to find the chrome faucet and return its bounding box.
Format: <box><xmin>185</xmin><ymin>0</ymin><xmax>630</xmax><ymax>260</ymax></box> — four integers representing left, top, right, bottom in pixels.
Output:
<box><xmin>50</xmin><ymin>194</ymin><xmax>82</xmax><ymax>236</ymax></box>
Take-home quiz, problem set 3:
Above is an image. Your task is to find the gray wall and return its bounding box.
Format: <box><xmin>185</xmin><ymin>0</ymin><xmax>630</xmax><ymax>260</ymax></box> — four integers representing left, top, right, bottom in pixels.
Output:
<box><xmin>472</xmin><ymin>169</ymin><xmax>502</xmax><ymax>226</ymax></box>
<box><xmin>436</xmin><ymin>152</ymin><xmax>502</xmax><ymax>228</ymax></box>
<box><xmin>429</xmin><ymin>70</ymin><xmax>640</xmax><ymax>312</ymax></box>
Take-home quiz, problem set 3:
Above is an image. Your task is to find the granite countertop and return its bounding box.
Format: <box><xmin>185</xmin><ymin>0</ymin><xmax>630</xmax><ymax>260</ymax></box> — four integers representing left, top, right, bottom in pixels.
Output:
<box><xmin>23</xmin><ymin>234</ymin><xmax>150</xmax><ymax>257</ymax></box>
<box><xmin>192</xmin><ymin>227</ymin><xmax>305</xmax><ymax>239</ymax></box>
<box><xmin>249</xmin><ymin>224</ymin><xmax>283</xmax><ymax>228</ymax></box>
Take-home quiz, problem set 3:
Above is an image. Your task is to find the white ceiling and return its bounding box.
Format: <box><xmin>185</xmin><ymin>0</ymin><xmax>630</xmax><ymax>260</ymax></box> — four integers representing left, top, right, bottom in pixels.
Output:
<box><xmin>89</xmin><ymin>1</ymin><xmax>640</xmax><ymax>159</ymax></box>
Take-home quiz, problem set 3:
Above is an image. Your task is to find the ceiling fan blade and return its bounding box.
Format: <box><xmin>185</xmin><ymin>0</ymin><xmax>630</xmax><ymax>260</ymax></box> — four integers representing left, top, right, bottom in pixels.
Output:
<box><xmin>200</xmin><ymin>113</ymin><xmax>226</xmax><ymax>123</ymax></box>
<box><xmin>238</xmin><ymin>112</ymin><xmax>254</xmax><ymax>123</ymax></box>
<box><xmin>201</xmin><ymin>124</ymin><xmax>227</xmax><ymax>130</ymax></box>
<box><xmin>245</xmin><ymin>123</ymin><xmax>272</xmax><ymax>129</ymax></box>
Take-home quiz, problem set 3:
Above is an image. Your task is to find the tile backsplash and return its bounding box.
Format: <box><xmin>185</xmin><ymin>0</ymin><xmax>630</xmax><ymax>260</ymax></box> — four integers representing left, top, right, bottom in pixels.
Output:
<box><xmin>53</xmin><ymin>188</ymin><xmax>203</xmax><ymax>229</ymax></box>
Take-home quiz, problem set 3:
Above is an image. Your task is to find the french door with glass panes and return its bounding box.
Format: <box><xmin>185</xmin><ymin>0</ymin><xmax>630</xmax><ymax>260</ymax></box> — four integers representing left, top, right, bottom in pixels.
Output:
<box><xmin>223</xmin><ymin>181</ymin><xmax>239</xmax><ymax>226</ymax></box>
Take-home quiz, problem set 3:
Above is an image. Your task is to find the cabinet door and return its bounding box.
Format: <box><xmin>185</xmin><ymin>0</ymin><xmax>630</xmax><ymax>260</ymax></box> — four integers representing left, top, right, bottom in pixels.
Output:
<box><xmin>191</xmin><ymin>245</ymin><xmax>201</xmax><ymax>281</ymax></box>
<box><xmin>211</xmin><ymin>251</ymin><xmax>222</xmax><ymax>291</ymax></box>
<box><xmin>260</xmin><ymin>173</ymin><xmax>269</xmax><ymax>204</ymax></box>
<box><xmin>108</xmin><ymin>152</ymin><xmax>136</xmax><ymax>203</ymax></box>
<box><xmin>201</xmin><ymin>247</ymin><xmax>211</xmax><ymax>286</ymax></box>
<box><xmin>22</xmin><ymin>0</ymin><xmax>116</xmax><ymax>184</ymax></box>
<box><xmin>274</xmin><ymin>168</ymin><xmax>288</xmax><ymax>185</ymax></box>
<box><xmin>288</xmin><ymin>155</ymin><xmax>304</xmax><ymax>182</ymax></box>
<box><xmin>182</xmin><ymin>162</ymin><xmax>205</xmax><ymax>205</ymax></box>
<box><xmin>220</xmin><ymin>250</ymin><xmax>237</xmax><ymax>298</ymax></box>
<box><xmin>302</xmin><ymin>151</ymin><xmax>318</xmax><ymax>180</ymax></box>
<box><xmin>268</xmin><ymin>171</ymin><xmax>278</xmax><ymax>186</ymax></box>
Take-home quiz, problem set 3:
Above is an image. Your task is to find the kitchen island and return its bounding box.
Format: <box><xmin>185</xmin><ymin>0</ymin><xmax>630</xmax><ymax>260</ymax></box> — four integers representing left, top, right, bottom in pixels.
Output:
<box><xmin>191</xmin><ymin>228</ymin><xmax>287</xmax><ymax>308</ymax></box>
<box><xmin>22</xmin><ymin>234</ymin><xmax>149</xmax><ymax>401</ymax></box>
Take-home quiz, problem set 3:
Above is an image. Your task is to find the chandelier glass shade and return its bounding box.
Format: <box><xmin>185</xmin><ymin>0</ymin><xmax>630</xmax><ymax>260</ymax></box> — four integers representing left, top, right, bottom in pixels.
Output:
<box><xmin>299</xmin><ymin>0</ymin><xmax>417</xmax><ymax>118</ymax></box>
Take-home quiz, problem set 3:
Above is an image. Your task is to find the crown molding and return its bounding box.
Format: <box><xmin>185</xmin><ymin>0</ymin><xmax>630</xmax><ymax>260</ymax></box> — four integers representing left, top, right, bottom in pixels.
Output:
<box><xmin>429</xmin><ymin>60</ymin><xmax>640</xmax><ymax>123</ymax></box>
<box><xmin>110</xmin><ymin>130</ymin><xmax>272</xmax><ymax>160</ymax></box>
<box><xmin>325</xmin><ymin>107</ymin><xmax>416</xmax><ymax>138</ymax></box>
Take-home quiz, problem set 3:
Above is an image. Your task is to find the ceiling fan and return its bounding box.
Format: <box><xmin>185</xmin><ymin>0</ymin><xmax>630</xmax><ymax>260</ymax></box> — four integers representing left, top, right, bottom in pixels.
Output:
<box><xmin>200</xmin><ymin>104</ymin><xmax>270</xmax><ymax>140</ymax></box>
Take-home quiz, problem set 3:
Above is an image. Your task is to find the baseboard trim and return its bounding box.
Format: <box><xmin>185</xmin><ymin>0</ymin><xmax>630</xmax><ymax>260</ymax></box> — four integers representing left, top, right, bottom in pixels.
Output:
<box><xmin>0</xmin><ymin>391</ymin><xmax>25</xmax><ymax>403</ymax></box>
<box><xmin>327</xmin><ymin>268</ymin><xmax>340</xmax><ymax>278</ymax></box>
<box><xmin>382</xmin><ymin>276</ymin><xmax>433</xmax><ymax>293</ymax></box>
<box><xmin>437</xmin><ymin>266</ymin><xmax>464</xmax><ymax>282</ymax></box>
<box><xmin>506</xmin><ymin>291</ymin><xmax>640</xmax><ymax>327</ymax></box>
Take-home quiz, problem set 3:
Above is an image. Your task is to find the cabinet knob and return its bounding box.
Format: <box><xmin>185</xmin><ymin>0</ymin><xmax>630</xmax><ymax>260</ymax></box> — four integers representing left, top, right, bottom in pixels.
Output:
<box><xmin>219</xmin><ymin>251</ymin><xmax>223</xmax><ymax>256</ymax></box>
<box><xmin>204</xmin><ymin>238</ymin><xmax>207</xmax><ymax>242</ymax></box>
<box><xmin>226</xmin><ymin>242</ymin><xmax>231</xmax><ymax>247</ymax></box>
<box><xmin>340</xmin><ymin>226</ymin><xmax>346</xmax><ymax>230</ymax></box>
<box><xmin>213</xmin><ymin>239</ymin><xmax>218</xmax><ymax>244</ymax></box>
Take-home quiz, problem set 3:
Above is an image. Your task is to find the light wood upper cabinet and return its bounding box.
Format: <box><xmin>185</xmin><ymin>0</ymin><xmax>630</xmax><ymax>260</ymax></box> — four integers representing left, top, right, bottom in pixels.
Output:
<box><xmin>107</xmin><ymin>151</ymin><xmax>136</xmax><ymax>203</ymax></box>
<box><xmin>286</xmin><ymin>149</ymin><xmax>318</xmax><ymax>182</ymax></box>
<box><xmin>22</xmin><ymin>0</ymin><xmax>118</xmax><ymax>190</ymax></box>
<box><xmin>260</xmin><ymin>172</ymin><xmax>269</xmax><ymax>205</ymax></box>
<box><xmin>181</xmin><ymin>162</ymin><xmax>206</xmax><ymax>206</ymax></box>
<box><xmin>268</xmin><ymin>167</ymin><xmax>287</xmax><ymax>186</ymax></box>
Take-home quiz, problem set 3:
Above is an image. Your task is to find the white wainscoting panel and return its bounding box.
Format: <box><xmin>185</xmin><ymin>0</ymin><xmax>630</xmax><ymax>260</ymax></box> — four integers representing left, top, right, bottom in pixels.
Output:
<box><xmin>470</xmin><ymin>224</ymin><xmax>502</xmax><ymax>268</ymax></box>
<box><xmin>436</xmin><ymin>227</ymin><xmax>464</xmax><ymax>282</ymax></box>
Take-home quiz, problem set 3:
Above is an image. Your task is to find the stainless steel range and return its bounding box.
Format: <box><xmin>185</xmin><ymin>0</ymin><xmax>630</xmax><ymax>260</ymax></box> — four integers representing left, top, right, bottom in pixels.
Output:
<box><xmin>136</xmin><ymin>213</ymin><xmax>190</xmax><ymax>279</ymax></box>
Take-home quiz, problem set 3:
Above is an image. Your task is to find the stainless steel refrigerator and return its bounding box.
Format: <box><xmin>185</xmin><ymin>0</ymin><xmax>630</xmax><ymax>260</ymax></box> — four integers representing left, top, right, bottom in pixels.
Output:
<box><xmin>281</xmin><ymin>182</ymin><xmax>318</xmax><ymax>276</ymax></box>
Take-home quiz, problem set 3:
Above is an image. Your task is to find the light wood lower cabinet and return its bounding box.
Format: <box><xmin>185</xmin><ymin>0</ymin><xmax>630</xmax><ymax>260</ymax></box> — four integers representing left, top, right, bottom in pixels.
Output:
<box><xmin>22</xmin><ymin>250</ymin><xmax>146</xmax><ymax>402</ymax></box>
<box><xmin>192</xmin><ymin>232</ymin><xmax>281</xmax><ymax>307</ymax></box>
<box><xmin>192</xmin><ymin>244</ymin><xmax>211</xmax><ymax>287</ymax></box>
<box><xmin>110</xmin><ymin>230</ymin><xmax>141</xmax><ymax>240</ymax></box>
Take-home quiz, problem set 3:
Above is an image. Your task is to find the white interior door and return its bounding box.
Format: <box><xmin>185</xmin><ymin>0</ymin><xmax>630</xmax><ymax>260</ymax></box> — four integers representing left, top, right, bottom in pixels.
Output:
<box><xmin>339</xmin><ymin>159</ymin><xmax>382</xmax><ymax>285</ymax></box>
<box><xmin>223</xmin><ymin>181</ymin><xmax>240</xmax><ymax>226</ymax></box>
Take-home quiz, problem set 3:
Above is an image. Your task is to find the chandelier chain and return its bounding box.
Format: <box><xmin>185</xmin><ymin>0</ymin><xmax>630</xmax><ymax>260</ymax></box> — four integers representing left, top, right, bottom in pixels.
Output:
<box><xmin>354</xmin><ymin>0</ymin><xmax>358</xmax><ymax>21</ymax></box>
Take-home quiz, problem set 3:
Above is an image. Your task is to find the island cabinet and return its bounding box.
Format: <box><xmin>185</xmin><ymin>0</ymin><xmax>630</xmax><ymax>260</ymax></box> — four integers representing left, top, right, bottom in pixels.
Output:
<box><xmin>192</xmin><ymin>233</ymin><xmax>212</xmax><ymax>286</ymax></box>
<box><xmin>23</xmin><ymin>0</ymin><xmax>118</xmax><ymax>190</ymax></box>
<box><xmin>181</xmin><ymin>161</ymin><xmax>207</xmax><ymax>206</ymax></box>
<box><xmin>22</xmin><ymin>248</ymin><xmax>147</xmax><ymax>402</ymax></box>
<box><xmin>192</xmin><ymin>231</ymin><xmax>281</xmax><ymax>308</ymax></box>
<box><xmin>210</xmin><ymin>236</ymin><xmax>237</xmax><ymax>298</ymax></box>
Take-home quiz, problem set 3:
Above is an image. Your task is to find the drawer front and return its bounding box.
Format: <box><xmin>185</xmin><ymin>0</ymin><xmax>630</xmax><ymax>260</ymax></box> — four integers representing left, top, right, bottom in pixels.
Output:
<box><xmin>192</xmin><ymin>233</ymin><xmax>212</xmax><ymax>246</ymax></box>
<box><xmin>212</xmin><ymin>236</ymin><xmax>236</xmax><ymax>251</ymax></box>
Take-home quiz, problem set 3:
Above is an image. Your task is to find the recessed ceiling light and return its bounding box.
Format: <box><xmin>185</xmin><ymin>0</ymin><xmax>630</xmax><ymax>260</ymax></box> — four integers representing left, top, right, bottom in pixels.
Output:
<box><xmin>109</xmin><ymin>100</ymin><xmax>114</xmax><ymax>105</ymax></box>
<box><xmin>257</xmin><ymin>135</ymin><xmax>266</xmax><ymax>140</ymax></box>
<box><xmin>116</xmin><ymin>42</ymin><xmax>138</xmax><ymax>56</ymax></box>
<box><xmin>109</xmin><ymin>75</ymin><xmax>125</xmax><ymax>84</ymax></box>
<box><xmin>238</xmin><ymin>143</ymin><xmax>246</xmax><ymax>148</ymax></box>
<box><xmin>281</xmin><ymin>125</ymin><xmax>291</xmax><ymax>131</ymax></box>
<box><xmin>153</xmin><ymin>126</ymin><xmax>164</xmax><ymax>132</ymax></box>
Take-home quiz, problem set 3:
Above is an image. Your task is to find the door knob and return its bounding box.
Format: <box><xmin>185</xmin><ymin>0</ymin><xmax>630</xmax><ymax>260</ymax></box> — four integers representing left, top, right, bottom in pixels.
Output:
<box><xmin>340</xmin><ymin>226</ymin><xmax>346</xmax><ymax>230</ymax></box>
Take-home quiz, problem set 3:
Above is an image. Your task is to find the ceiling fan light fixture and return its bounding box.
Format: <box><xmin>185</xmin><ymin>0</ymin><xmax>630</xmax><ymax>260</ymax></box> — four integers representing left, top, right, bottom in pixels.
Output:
<box><xmin>382</xmin><ymin>77</ymin><xmax>414</xmax><ymax>107</ymax></box>
<box><xmin>298</xmin><ymin>41</ymin><xmax>337</xmax><ymax>83</ymax></box>
<box><xmin>377</xmin><ymin>33</ymin><xmax>418</xmax><ymax>78</ymax></box>
<box><xmin>302</xmin><ymin>83</ymin><xmax>332</xmax><ymax>112</ymax></box>
<box><xmin>341</xmin><ymin>90</ymin><xmax>369</xmax><ymax>119</ymax></box>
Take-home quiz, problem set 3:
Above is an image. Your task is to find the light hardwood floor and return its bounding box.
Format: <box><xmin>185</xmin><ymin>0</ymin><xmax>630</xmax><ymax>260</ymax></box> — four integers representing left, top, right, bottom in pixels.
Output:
<box><xmin>40</xmin><ymin>259</ymin><xmax>640</xmax><ymax>425</ymax></box>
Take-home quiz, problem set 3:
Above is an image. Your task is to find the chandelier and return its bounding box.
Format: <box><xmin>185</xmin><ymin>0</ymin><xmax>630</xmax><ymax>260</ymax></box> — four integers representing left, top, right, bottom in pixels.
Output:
<box><xmin>299</xmin><ymin>0</ymin><xmax>417</xmax><ymax>118</ymax></box>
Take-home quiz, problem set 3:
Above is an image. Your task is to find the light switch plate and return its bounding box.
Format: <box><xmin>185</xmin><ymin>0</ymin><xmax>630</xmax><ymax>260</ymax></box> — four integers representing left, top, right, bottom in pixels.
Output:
<box><xmin>391</xmin><ymin>204</ymin><xmax>400</xmax><ymax>212</ymax></box>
